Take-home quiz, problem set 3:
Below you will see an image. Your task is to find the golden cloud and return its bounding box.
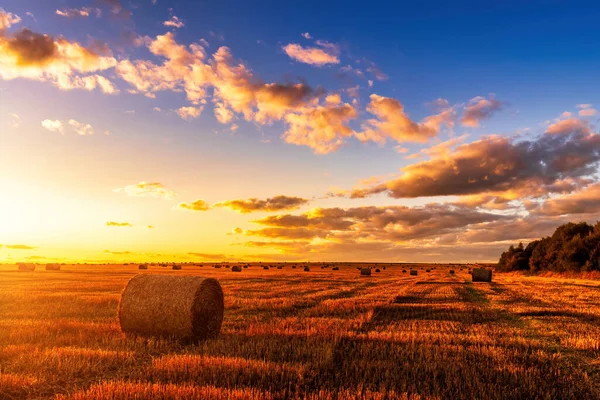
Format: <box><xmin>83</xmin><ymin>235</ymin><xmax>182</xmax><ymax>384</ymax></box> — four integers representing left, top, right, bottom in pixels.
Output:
<box><xmin>106</xmin><ymin>221</ymin><xmax>132</xmax><ymax>227</ymax></box>
<box><xmin>178</xmin><ymin>199</ymin><xmax>210</xmax><ymax>211</ymax></box>
<box><xmin>214</xmin><ymin>195</ymin><xmax>309</xmax><ymax>213</ymax></box>
<box><xmin>114</xmin><ymin>182</ymin><xmax>177</xmax><ymax>199</ymax></box>
<box><xmin>282</xmin><ymin>42</ymin><xmax>340</xmax><ymax>66</ymax></box>
<box><xmin>460</xmin><ymin>95</ymin><xmax>502</xmax><ymax>127</ymax></box>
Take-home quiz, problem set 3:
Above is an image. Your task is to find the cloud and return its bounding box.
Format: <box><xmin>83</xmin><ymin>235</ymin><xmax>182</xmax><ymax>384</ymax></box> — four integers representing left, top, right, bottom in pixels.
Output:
<box><xmin>178</xmin><ymin>199</ymin><xmax>210</xmax><ymax>211</ymax></box>
<box><xmin>114</xmin><ymin>181</ymin><xmax>177</xmax><ymax>199</ymax></box>
<box><xmin>533</xmin><ymin>183</ymin><xmax>600</xmax><ymax>216</ymax></box>
<box><xmin>460</xmin><ymin>95</ymin><xmax>503</xmax><ymax>127</ymax></box>
<box><xmin>282</xmin><ymin>102</ymin><xmax>358</xmax><ymax>154</ymax></box>
<box><xmin>176</xmin><ymin>105</ymin><xmax>203</xmax><ymax>120</ymax></box>
<box><xmin>340</xmin><ymin>117</ymin><xmax>600</xmax><ymax>200</ymax></box>
<box><xmin>187</xmin><ymin>252</ymin><xmax>230</xmax><ymax>260</ymax></box>
<box><xmin>9</xmin><ymin>113</ymin><xmax>20</xmax><ymax>128</ymax></box>
<box><xmin>214</xmin><ymin>195</ymin><xmax>309</xmax><ymax>213</ymax></box>
<box><xmin>147</xmin><ymin>225</ymin><xmax>155</xmax><ymax>229</ymax></box>
<box><xmin>56</xmin><ymin>8</ymin><xmax>102</xmax><ymax>18</ymax></box>
<box><xmin>2</xmin><ymin>244</ymin><xmax>36</xmax><ymax>250</ymax></box>
<box><xmin>104</xmin><ymin>250</ymin><xmax>132</xmax><ymax>254</ymax></box>
<box><xmin>68</xmin><ymin>119</ymin><xmax>93</xmax><ymax>135</ymax></box>
<box><xmin>0</xmin><ymin>26</ymin><xmax>118</xmax><ymax>93</ymax></box>
<box><xmin>106</xmin><ymin>221</ymin><xmax>132</xmax><ymax>227</ymax></box>
<box><xmin>282</xmin><ymin>42</ymin><xmax>340</xmax><ymax>66</ymax></box>
<box><xmin>355</xmin><ymin>94</ymin><xmax>455</xmax><ymax>145</ymax></box>
<box><xmin>163</xmin><ymin>15</ymin><xmax>184</xmax><ymax>28</ymax></box>
<box><xmin>301</xmin><ymin>32</ymin><xmax>312</xmax><ymax>39</ymax></box>
<box><xmin>0</xmin><ymin>9</ymin><xmax>21</xmax><ymax>30</ymax></box>
<box><xmin>576</xmin><ymin>104</ymin><xmax>598</xmax><ymax>117</ymax></box>
<box><xmin>41</xmin><ymin>119</ymin><xmax>64</xmax><ymax>133</ymax></box>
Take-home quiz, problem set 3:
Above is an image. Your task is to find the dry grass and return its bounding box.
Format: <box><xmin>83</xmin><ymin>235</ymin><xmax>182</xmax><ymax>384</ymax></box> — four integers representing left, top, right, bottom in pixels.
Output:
<box><xmin>0</xmin><ymin>263</ymin><xmax>599</xmax><ymax>399</ymax></box>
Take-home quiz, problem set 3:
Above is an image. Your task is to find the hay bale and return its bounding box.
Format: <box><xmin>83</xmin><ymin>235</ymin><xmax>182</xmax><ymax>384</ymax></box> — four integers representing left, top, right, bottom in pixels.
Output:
<box><xmin>410</xmin><ymin>270</ymin><xmax>417</xmax><ymax>276</ymax></box>
<box><xmin>277</xmin><ymin>266</ymin><xmax>283</xmax><ymax>269</ymax></box>
<box><xmin>119</xmin><ymin>274</ymin><xmax>223</xmax><ymax>342</ymax></box>
<box><xmin>243</xmin><ymin>265</ymin><xmax>248</xmax><ymax>269</ymax></box>
<box><xmin>472</xmin><ymin>268</ymin><xmax>493</xmax><ymax>282</ymax></box>
<box><xmin>375</xmin><ymin>269</ymin><xmax>381</xmax><ymax>273</ymax></box>
<box><xmin>426</xmin><ymin>269</ymin><xmax>430</xmax><ymax>273</ymax></box>
<box><xmin>292</xmin><ymin>265</ymin><xmax>297</xmax><ymax>269</ymax></box>
<box><xmin>172</xmin><ymin>265</ymin><xmax>182</xmax><ymax>270</ymax></box>
<box><xmin>332</xmin><ymin>267</ymin><xmax>339</xmax><ymax>271</ymax></box>
<box><xmin>231</xmin><ymin>265</ymin><xmax>242</xmax><ymax>272</ymax></box>
<box><xmin>304</xmin><ymin>267</ymin><xmax>310</xmax><ymax>272</ymax></box>
<box><xmin>18</xmin><ymin>263</ymin><xmax>35</xmax><ymax>272</ymax></box>
<box><xmin>449</xmin><ymin>270</ymin><xmax>455</xmax><ymax>274</ymax></box>
<box><xmin>45</xmin><ymin>263</ymin><xmax>61</xmax><ymax>271</ymax></box>
<box><xmin>263</xmin><ymin>266</ymin><xmax>269</xmax><ymax>270</ymax></box>
<box><xmin>360</xmin><ymin>268</ymin><xmax>371</xmax><ymax>276</ymax></box>
<box><xmin>138</xmin><ymin>264</ymin><xmax>148</xmax><ymax>270</ymax></box>
<box><xmin>402</xmin><ymin>269</ymin><xmax>407</xmax><ymax>273</ymax></box>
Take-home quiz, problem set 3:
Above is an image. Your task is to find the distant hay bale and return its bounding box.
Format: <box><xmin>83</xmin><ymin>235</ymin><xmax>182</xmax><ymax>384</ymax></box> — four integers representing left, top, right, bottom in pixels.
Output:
<box><xmin>410</xmin><ymin>270</ymin><xmax>417</xmax><ymax>276</ymax></box>
<box><xmin>17</xmin><ymin>263</ymin><xmax>35</xmax><ymax>272</ymax></box>
<box><xmin>172</xmin><ymin>265</ymin><xmax>182</xmax><ymax>270</ymax></box>
<box><xmin>426</xmin><ymin>269</ymin><xmax>430</xmax><ymax>273</ymax></box>
<box><xmin>45</xmin><ymin>263</ymin><xmax>61</xmax><ymax>271</ymax></box>
<box><xmin>292</xmin><ymin>265</ymin><xmax>297</xmax><ymax>269</ymax></box>
<box><xmin>243</xmin><ymin>265</ymin><xmax>248</xmax><ymax>269</ymax></box>
<box><xmin>263</xmin><ymin>266</ymin><xmax>269</xmax><ymax>270</ymax></box>
<box><xmin>383</xmin><ymin>266</ymin><xmax>386</xmax><ymax>270</ymax></box>
<box><xmin>332</xmin><ymin>267</ymin><xmax>339</xmax><ymax>271</ymax></box>
<box><xmin>472</xmin><ymin>268</ymin><xmax>493</xmax><ymax>282</ymax></box>
<box><xmin>402</xmin><ymin>269</ymin><xmax>407</xmax><ymax>273</ymax></box>
<box><xmin>119</xmin><ymin>274</ymin><xmax>224</xmax><ymax>342</ymax></box>
<box><xmin>138</xmin><ymin>264</ymin><xmax>148</xmax><ymax>270</ymax></box>
<box><xmin>277</xmin><ymin>266</ymin><xmax>283</xmax><ymax>269</ymax></box>
<box><xmin>449</xmin><ymin>270</ymin><xmax>455</xmax><ymax>274</ymax></box>
<box><xmin>304</xmin><ymin>267</ymin><xmax>310</xmax><ymax>272</ymax></box>
<box><xmin>375</xmin><ymin>269</ymin><xmax>381</xmax><ymax>273</ymax></box>
<box><xmin>231</xmin><ymin>265</ymin><xmax>242</xmax><ymax>272</ymax></box>
<box><xmin>360</xmin><ymin>268</ymin><xmax>371</xmax><ymax>276</ymax></box>
<box><xmin>214</xmin><ymin>265</ymin><xmax>221</xmax><ymax>269</ymax></box>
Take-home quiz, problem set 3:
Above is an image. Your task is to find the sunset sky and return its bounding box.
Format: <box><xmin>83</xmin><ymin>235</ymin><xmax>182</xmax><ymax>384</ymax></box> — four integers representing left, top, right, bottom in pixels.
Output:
<box><xmin>1</xmin><ymin>0</ymin><xmax>599</xmax><ymax>263</ymax></box>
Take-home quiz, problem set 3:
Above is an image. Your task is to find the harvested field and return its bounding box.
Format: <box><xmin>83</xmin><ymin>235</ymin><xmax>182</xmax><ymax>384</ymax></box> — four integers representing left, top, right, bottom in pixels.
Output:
<box><xmin>0</xmin><ymin>263</ymin><xmax>599</xmax><ymax>399</ymax></box>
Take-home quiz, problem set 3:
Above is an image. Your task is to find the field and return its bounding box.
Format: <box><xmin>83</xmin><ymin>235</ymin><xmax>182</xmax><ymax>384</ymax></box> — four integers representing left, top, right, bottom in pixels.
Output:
<box><xmin>1</xmin><ymin>263</ymin><xmax>599</xmax><ymax>400</ymax></box>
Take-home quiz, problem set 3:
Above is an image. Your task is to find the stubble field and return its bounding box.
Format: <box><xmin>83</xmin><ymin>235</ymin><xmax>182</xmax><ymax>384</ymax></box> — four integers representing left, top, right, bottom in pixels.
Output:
<box><xmin>1</xmin><ymin>263</ymin><xmax>599</xmax><ymax>399</ymax></box>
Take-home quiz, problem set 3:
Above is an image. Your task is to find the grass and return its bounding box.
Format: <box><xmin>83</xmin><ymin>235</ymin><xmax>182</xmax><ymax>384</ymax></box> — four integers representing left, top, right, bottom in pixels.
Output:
<box><xmin>0</xmin><ymin>263</ymin><xmax>599</xmax><ymax>399</ymax></box>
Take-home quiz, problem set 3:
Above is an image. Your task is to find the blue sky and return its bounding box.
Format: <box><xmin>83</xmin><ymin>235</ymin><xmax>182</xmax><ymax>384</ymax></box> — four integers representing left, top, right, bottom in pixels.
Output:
<box><xmin>0</xmin><ymin>0</ymin><xmax>599</xmax><ymax>262</ymax></box>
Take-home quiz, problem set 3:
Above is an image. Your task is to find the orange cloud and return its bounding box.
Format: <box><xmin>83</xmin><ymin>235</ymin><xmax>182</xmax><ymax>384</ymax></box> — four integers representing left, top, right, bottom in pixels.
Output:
<box><xmin>356</xmin><ymin>94</ymin><xmax>454</xmax><ymax>144</ymax></box>
<box><xmin>460</xmin><ymin>95</ymin><xmax>502</xmax><ymax>127</ymax></box>
<box><xmin>0</xmin><ymin>24</ymin><xmax>118</xmax><ymax>93</ymax></box>
<box><xmin>176</xmin><ymin>106</ymin><xmax>203</xmax><ymax>120</ymax></box>
<box><xmin>282</xmin><ymin>42</ymin><xmax>340</xmax><ymax>66</ymax></box>
<box><xmin>163</xmin><ymin>16</ymin><xmax>184</xmax><ymax>28</ymax></box>
<box><xmin>114</xmin><ymin>182</ymin><xmax>177</xmax><ymax>199</ymax></box>
<box><xmin>533</xmin><ymin>183</ymin><xmax>600</xmax><ymax>216</ymax></box>
<box><xmin>178</xmin><ymin>199</ymin><xmax>210</xmax><ymax>211</ymax></box>
<box><xmin>0</xmin><ymin>9</ymin><xmax>21</xmax><ymax>30</ymax></box>
<box><xmin>342</xmin><ymin>119</ymin><xmax>600</xmax><ymax>200</ymax></box>
<box><xmin>106</xmin><ymin>221</ymin><xmax>132</xmax><ymax>227</ymax></box>
<box><xmin>214</xmin><ymin>195</ymin><xmax>309</xmax><ymax>213</ymax></box>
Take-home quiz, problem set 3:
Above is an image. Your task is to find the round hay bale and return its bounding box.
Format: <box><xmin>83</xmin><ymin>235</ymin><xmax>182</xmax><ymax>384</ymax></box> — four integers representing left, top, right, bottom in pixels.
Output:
<box><xmin>119</xmin><ymin>274</ymin><xmax>224</xmax><ymax>342</ymax></box>
<box><xmin>45</xmin><ymin>263</ymin><xmax>61</xmax><ymax>271</ymax></box>
<box><xmin>243</xmin><ymin>265</ymin><xmax>248</xmax><ymax>269</ymax></box>
<box><xmin>138</xmin><ymin>264</ymin><xmax>148</xmax><ymax>270</ymax></box>
<box><xmin>292</xmin><ymin>265</ymin><xmax>297</xmax><ymax>269</ymax></box>
<box><xmin>449</xmin><ymin>270</ymin><xmax>455</xmax><ymax>274</ymax></box>
<box><xmin>410</xmin><ymin>270</ymin><xmax>418</xmax><ymax>276</ymax></box>
<box><xmin>263</xmin><ymin>266</ymin><xmax>269</xmax><ymax>270</ymax></box>
<box><xmin>426</xmin><ymin>269</ymin><xmax>430</xmax><ymax>273</ymax></box>
<box><xmin>214</xmin><ymin>265</ymin><xmax>221</xmax><ymax>269</ymax></box>
<box><xmin>277</xmin><ymin>266</ymin><xmax>283</xmax><ymax>269</ymax></box>
<box><xmin>18</xmin><ymin>263</ymin><xmax>35</xmax><ymax>272</ymax></box>
<box><xmin>231</xmin><ymin>265</ymin><xmax>242</xmax><ymax>272</ymax></box>
<box><xmin>172</xmin><ymin>265</ymin><xmax>182</xmax><ymax>270</ymax></box>
<box><xmin>332</xmin><ymin>266</ymin><xmax>339</xmax><ymax>271</ymax></box>
<box><xmin>375</xmin><ymin>269</ymin><xmax>381</xmax><ymax>273</ymax></box>
<box><xmin>472</xmin><ymin>268</ymin><xmax>493</xmax><ymax>282</ymax></box>
<box><xmin>360</xmin><ymin>268</ymin><xmax>371</xmax><ymax>276</ymax></box>
<box><xmin>303</xmin><ymin>267</ymin><xmax>310</xmax><ymax>272</ymax></box>
<box><xmin>402</xmin><ymin>269</ymin><xmax>407</xmax><ymax>273</ymax></box>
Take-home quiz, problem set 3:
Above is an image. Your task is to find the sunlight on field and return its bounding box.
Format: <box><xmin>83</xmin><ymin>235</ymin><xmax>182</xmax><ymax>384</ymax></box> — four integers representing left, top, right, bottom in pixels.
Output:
<box><xmin>1</xmin><ymin>264</ymin><xmax>599</xmax><ymax>399</ymax></box>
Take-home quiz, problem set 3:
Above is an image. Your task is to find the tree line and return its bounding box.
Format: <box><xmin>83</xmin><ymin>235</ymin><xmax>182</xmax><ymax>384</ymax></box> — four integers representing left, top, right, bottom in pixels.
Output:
<box><xmin>498</xmin><ymin>222</ymin><xmax>600</xmax><ymax>272</ymax></box>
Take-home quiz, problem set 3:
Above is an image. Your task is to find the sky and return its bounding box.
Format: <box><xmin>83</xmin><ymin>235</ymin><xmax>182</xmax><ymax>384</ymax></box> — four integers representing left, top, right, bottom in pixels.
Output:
<box><xmin>0</xmin><ymin>0</ymin><xmax>599</xmax><ymax>263</ymax></box>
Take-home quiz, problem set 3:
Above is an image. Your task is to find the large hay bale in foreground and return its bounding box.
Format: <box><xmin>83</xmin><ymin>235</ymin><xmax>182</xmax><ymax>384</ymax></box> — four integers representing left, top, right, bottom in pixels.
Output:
<box><xmin>472</xmin><ymin>268</ymin><xmax>493</xmax><ymax>282</ymax></box>
<box><xmin>18</xmin><ymin>263</ymin><xmax>35</xmax><ymax>272</ymax></box>
<box><xmin>360</xmin><ymin>268</ymin><xmax>371</xmax><ymax>276</ymax></box>
<box><xmin>410</xmin><ymin>270</ymin><xmax>417</xmax><ymax>276</ymax></box>
<box><xmin>119</xmin><ymin>275</ymin><xmax>224</xmax><ymax>342</ymax></box>
<box><xmin>45</xmin><ymin>263</ymin><xmax>61</xmax><ymax>271</ymax></box>
<box><xmin>231</xmin><ymin>265</ymin><xmax>242</xmax><ymax>272</ymax></box>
